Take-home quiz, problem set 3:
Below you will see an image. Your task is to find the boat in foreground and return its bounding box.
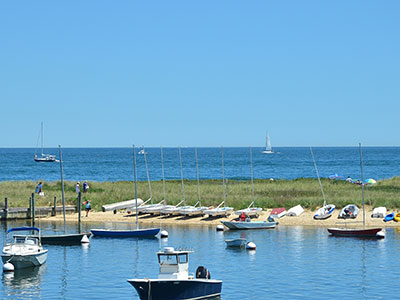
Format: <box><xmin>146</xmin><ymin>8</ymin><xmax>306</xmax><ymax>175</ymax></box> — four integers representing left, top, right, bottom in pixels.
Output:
<box><xmin>41</xmin><ymin>233</ymin><xmax>91</xmax><ymax>245</ymax></box>
<box><xmin>225</xmin><ymin>238</ymin><xmax>247</xmax><ymax>247</ymax></box>
<box><xmin>222</xmin><ymin>219</ymin><xmax>277</xmax><ymax>230</ymax></box>
<box><xmin>127</xmin><ymin>247</ymin><xmax>222</xmax><ymax>300</ymax></box>
<box><xmin>91</xmin><ymin>227</ymin><xmax>160</xmax><ymax>238</ymax></box>
<box><xmin>327</xmin><ymin>227</ymin><xmax>384</xmax><ymax>238</ymax></box>
<box><xmin>1</xmin><ymin>227</ymin><xmax>48</xmax><ymax>269</ymax></box>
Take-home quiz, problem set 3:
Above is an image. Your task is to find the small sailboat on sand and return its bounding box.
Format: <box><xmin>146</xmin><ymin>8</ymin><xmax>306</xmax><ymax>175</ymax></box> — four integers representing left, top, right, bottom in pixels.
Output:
<box><xmin>328</xmin><ymin>144</ymin><xmax>384</xmax><ymax>238</ymax></box>
<box><xmin>310</xmin><ymin>147</ymin><xmax>335</xmax><ymax>220</ymax></box>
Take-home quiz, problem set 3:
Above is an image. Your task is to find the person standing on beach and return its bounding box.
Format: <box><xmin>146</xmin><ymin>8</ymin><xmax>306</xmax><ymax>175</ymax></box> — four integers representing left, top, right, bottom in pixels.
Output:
<box><xmin>83</xmin><ymin>199</ymin><xmax>91</xmax><ymax>217</ymax></box>
<box><xmin>83</xmin><ymin>180</ymin><xmax>89</xmax><ymax>193</ymax></box>
<box><xmin>35</xmin><ymin>182</ymin><xmax>42</xmax><ymax>194</ymax></box>
<box><xmin>76</xmin><ymin>182</ymin><xmax>80</xmax><ymax>198</ymax></box>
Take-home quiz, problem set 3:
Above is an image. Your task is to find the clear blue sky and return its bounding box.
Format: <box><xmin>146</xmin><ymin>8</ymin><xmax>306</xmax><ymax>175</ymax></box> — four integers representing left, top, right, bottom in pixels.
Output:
<box><xmin>1</xmin><ymin>1</ymin><xmax>399</xmax><ymax>147</ymax></box>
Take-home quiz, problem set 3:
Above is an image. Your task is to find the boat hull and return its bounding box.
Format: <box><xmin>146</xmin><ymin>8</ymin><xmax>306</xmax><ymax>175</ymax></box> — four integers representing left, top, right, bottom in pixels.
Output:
<box><xmin>91</xmin><ymin>228</ymin><xmax>160</xmax><ymax>237</ymax></box>
<box><xmin>1</xmin><ymin>250</ymin><xmax>48</xmax><ymax>269</ymax></box>
<box><xmin>41</xmin><ymin>233</ymin><xmax>91</xmax><ymax>245</ymax></box>
<box><xmin>128</xmin><ymin>278</ymin><xmax>222</xmax><ymax>300</ymax></box>
<box><xmin>222</xmin><ymin>221</ymin><xmax>277</xmax><ymax>230</ymax></box>
<box><xmin>327</xmin><ymin>228</ymin><xmax>383</xmax><ymax>238</ymax></box>
<box><xmin>225</xmin><ymin>238</ymin><xmax>246</xmax><ymax>247</ymax></box>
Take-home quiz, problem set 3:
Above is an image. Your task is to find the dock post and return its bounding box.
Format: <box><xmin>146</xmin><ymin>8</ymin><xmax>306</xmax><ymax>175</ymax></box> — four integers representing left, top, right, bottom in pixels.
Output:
<box><xmin>27</xmin><ymin>196</ymin><xmax>32</xmax><ymax>219</ymax></box>
<box><xmin>4</xmin><ymin>198</ymin><xmax>8</xmax><ymax>219</ymax></box>
<box><xmin>31</xmin><ymin>193</ymin><xmax>35</xmax><ymax>227</ymax></box>
<box><xmin>78</xmin><ymin>192</ymin><xmax>82</xmax><ymax>224</ymax></box>
<box><xmin>52</xmin><ymin>196</ymin><xmax>57</xmax><ymax>216</ymax></box>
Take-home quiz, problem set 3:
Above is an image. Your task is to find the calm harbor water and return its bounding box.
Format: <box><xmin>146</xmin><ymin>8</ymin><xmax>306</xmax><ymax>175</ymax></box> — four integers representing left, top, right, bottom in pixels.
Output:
<box><xmin>1</xmin><ymin>220</ymin><xmax>399</xmax><ymax>299</ymax></box>
<box><xmin>0</xmin><ymin>147</ymin><xmax>399</xmax><ymax>182</ymax></box>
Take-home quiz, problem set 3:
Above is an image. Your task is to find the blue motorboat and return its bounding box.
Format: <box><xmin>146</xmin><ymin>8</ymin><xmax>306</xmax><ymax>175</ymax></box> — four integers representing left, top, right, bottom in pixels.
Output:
<box><xmin>90</xmin><ymin>228</ymin><xmax>160</xmax><ymax>238</ymax></box>
<box><xmin>128</xmin><ymin>247</ymin><xmax>222</xmax><ymax>300</ymax></box>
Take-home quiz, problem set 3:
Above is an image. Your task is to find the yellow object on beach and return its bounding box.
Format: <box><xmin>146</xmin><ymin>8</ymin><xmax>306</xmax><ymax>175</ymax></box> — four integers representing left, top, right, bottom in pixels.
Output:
<box><xmin>394</xmin><ymin>213</ymin><xmax>400</xmax><ymax>222</ymax></box>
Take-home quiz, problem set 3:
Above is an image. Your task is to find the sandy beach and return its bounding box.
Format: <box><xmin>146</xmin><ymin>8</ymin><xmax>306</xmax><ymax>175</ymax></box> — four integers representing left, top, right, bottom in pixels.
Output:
<box><xmin>42</xmin><ymin>206</ymin><xmax>400</xmax><ymax>228</ymax></box>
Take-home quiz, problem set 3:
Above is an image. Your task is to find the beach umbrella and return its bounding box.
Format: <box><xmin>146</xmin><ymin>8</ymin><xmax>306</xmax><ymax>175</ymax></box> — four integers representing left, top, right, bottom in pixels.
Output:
<box><xmin>365</xmin><ymin>178</ymin><xmax>377</xmax><ymax>185</ymax></box>
<box><xmin>329</xmin><ymin>174</ymin><xmax>344</xmax><ymax>179</ymax></box>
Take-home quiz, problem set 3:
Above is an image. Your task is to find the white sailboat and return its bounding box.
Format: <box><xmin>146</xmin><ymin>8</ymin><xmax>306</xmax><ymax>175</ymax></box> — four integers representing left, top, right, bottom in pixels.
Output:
<box><xmin>204</xmin><ymin>147</ymin><xmax>234</xmax><ymax>217</ymax></box>
<box><xmin>179</xmin><ymin>147</ymin><xmax>208</xmax><ymax>216</ymax></box>
<box><xmin>235</xmin><ymin>146</ymin><xmax>262</xmax><ymax>217</ymax></box>
<box><xmin>262</xmin><ymin>132</ymin><xmax>274</xmax><ymax>154</ymax></box>
<box><xmin>34</xmin><ymin>122</ymin><xmax>57</xmax><ymax>162</ymax></box>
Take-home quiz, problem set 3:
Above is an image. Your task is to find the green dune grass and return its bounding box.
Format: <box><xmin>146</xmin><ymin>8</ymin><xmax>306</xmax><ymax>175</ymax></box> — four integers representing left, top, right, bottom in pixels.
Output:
<box><xmin>1</xmin><ymin>177</ymin><xmax>400</xmax><ymax>211</ymax></box>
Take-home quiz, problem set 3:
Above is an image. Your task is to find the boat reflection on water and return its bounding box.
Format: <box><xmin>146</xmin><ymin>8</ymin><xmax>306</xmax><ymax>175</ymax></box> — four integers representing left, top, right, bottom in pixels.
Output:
<box><xmin>2</xmin><ymin>265</ymin><xmax>45</xmax><ymax>297</ymax></box>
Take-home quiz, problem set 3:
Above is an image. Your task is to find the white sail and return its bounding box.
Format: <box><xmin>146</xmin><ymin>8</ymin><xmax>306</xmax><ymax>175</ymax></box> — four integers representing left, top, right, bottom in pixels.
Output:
<box><xmin>262</xmin><ymin>131</ymin><xmax>274</xmax><ymax>154</ymax></box>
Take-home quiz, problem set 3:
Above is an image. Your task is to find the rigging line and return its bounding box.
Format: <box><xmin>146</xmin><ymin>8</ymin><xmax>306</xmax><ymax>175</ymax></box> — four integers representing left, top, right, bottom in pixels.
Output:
<box><xmin>143</xmin><ymin>146</ymin><xmax>152</xmax><ymax>203</ymax></box>
<box><xmin>310</xmin><ymin>147</ymin><xmax>326</xmax><ymax>207</ymax></box>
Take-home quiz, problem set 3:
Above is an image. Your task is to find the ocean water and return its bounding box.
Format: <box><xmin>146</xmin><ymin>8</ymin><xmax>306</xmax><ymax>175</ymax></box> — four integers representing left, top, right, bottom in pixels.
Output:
<box><xmin>1</xmin><ymin>220</ymin><xmax>399</xmax><ymax>299</ymax></box>
<box><xmin>0</xmin><ymin>147</ymin><xmax>399</xmax><ymax>182</ymax></box>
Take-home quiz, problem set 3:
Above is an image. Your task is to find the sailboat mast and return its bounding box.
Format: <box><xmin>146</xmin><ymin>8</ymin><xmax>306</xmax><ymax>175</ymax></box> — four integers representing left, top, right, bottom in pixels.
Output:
<box><xmin>310</xmin><ymin>147</ymin><xmax>327</xmax><ymax>207</ymax></box>
<box><xmin>222</xmin><ymin>147</ymin><xmax>226</xmax><ymax>208</ymax></box>
<box><xmin>133</xmin><ymin>145</ymin><xmax>138</xmax><ymax>230</ymax></box>
<box><xmin>143</xmin><ymin>146</ymin><xmax>153</xmax><ymax>204</ymax></box>
<box><xmin>250</xmin><ymin>146</ymin><xmax>255</xmax><ymax>207</ymax></box>
<box><xmin>41</xmin><ymin>122</ymin><xmax>44</xmax><ymax>155</ymax></box>
<box><xmin>58</xmin><ymin>145</ymin><xmax>66</xmax><ymax>229</ymax></box>
<box><xmin>359</xmin><ymin>143</ymin><xmax>366</xmax><ymax>229</ymax></box>
<box><xmin>179</xmin><ymin>147</ymin><xmax>186</xmax><ymax>206</ymax></box>
<box><xmin>195</xmin><ymin>147</ymin><xmax>201</xmax><ymax>204</ymax></box>
<box><xmin>160</xmin><ymin>146</ymin><xmax>166</xmax><ymax>203</ymax></box>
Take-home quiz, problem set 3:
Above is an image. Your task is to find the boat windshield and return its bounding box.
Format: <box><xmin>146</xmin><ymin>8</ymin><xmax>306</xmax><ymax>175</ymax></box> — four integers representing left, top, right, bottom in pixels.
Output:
<box><xmin>158</xmin><ymin>254</ymin><xmax>178</xmax><ymax>265</ymax></box>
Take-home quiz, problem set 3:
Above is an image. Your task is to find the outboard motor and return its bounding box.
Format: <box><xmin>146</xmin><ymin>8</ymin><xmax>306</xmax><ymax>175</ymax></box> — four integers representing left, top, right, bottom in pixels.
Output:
<box><xmin>196</xmin><ymin>266</ymin><xmax>211</xmax><ymax>279</ymax></box>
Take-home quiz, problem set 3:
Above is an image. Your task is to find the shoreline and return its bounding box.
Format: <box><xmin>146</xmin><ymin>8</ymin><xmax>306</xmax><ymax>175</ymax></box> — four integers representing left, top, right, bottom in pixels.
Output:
<box><xmin>41</xmin><ymin>206</ymin><xmax>400</xmax><ymax>228</ymax></box>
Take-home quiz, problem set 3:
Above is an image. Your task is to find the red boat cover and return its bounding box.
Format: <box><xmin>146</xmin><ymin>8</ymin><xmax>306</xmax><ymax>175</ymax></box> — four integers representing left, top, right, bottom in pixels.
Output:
<box><xmin>270</xmin><ymin>207</ymin><xmax>286</xmax><ymax>215</ymax></box>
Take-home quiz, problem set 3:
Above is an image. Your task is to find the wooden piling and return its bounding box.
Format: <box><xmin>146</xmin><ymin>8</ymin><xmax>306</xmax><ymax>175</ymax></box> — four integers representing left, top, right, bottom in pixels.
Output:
<box><xmin>52</xmin><ymin>196</ymin><xmax>57</xmax><ymax>216</ymax></box>
<box><xmin>31</xmin><ymin>193</ymin><xmax>35</xmax><ymax>226</ymax></box>
<box><xmin>4</xmin><ymin>198</ymin><xmax>8</xmax><ymax>219</ymax></box>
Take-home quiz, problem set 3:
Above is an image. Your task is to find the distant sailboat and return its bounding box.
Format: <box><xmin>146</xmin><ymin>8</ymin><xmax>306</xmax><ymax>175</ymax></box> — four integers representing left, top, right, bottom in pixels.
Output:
<box><xmin>262</xmin><ymin>132</ymin><xmax>274</xmax><ymax>154</ymax></box>
<box><xmin>34</xmin><ymin>122</ymin><xmax>57</xmax><ymax>162</ymax></box>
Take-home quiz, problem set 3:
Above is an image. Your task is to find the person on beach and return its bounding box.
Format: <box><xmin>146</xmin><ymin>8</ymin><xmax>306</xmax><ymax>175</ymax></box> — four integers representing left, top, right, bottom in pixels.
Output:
<box><xmin>76</xmin><ymin>182</ymin><xmax>80</xmax><ymax>198</ymax></box>
<box><xmin>35</xmin><ymin>182</ymin><xmax>42</xmax><ymax>194</ymax></box>
<box><xmin>346</xmin><ymin>176</ymin><xmax>353</xmax><ymax>183</ymax></box>
<box><xmin>83</xmin><ymin>180</ymin><xmax>89</xmax><ymax>193</ymax></box>
<box><xmin>83</xmin><ymin>199</ymin><xmax>91</xmax><ymax>217</ymax></box>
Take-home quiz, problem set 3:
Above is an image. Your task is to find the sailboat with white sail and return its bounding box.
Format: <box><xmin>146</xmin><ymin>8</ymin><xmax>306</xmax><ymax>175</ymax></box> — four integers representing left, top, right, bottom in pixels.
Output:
<box><xmin>204</xmin><ymin>147</ymin><xmax>234</xmax><ymax>217</ymax></box>
<box><xmin>235</xmin><ymin>147</ymin><xmax>262</xmax><ymax>217</ymax></box>
<box><xmin>34</xmin><ymin>122</ymin><xmax>57</xmax><ymax>162</ymax></box>
<box><xmin>262</xmin><ymin>132</ymin><xmax>274</xmax><ymax>154</ymax></box>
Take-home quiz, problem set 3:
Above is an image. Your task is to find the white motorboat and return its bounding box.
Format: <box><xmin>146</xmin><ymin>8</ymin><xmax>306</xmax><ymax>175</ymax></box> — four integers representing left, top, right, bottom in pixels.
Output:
<box><xmin>222</xmin><ymin>219</ymin><xmax>277</xmax><ymax>230</ymax></box>
<box><xmin>34</xmin><ymin>122</ymin><xmax>57</xmax><ymax>162</ymax></box>
<box><xmin>1</xmin><ymin>227</ymin><xmax>48</xmax><ymax>269</ymax></box>
<box><xmin>127</xmin><ymin>247</ymin><xmax>222</xmax><ymax>300</ymax></box>
<box><xmin>262</xmin><ymin>131</ymin><xmax>274</xmax><ymax>154</ymax></box>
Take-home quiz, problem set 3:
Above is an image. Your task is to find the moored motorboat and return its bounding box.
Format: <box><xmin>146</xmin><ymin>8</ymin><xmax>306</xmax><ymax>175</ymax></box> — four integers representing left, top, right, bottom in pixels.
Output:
<box><xmin>1</xmin><ymin>227</ymin><xmax>48</xmax><ymax>269</ymax></box>
<box><xmin>127</xmin><ymin>247</ymin><xmax>222</xmax><ymax>300</ymax></box>
<box><xmin>90</xmin><ymin>228</ymin><xmax>160</xmax><ymax>238</ymax></box>
<box><xmin>222</xmin><ymin>219</ymin><xmax>277</xmax><ymax>230</ymax></box>
<box><xmin>338</xmin><ymin>204</ymin><xmax>359</xmax><ymax>219</ymax></box>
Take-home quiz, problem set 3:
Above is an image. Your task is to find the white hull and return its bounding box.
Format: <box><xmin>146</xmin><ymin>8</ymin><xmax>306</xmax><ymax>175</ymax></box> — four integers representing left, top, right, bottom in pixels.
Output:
<box><xmin>234</xmin><ymin>207</ymin><xmax>262</xmax><ymax>216</ymax></box>
<box><xmin>262</xmin><ymin>150</ymin><xmax>274</xmax><ymax>154</ymax></box>
<box><xmin>2</xmin><ymin>250</ymin><xmax>48</xmax><ymax>269</ymax></box>
<box><xmin>179</xmin><ymin>207</ymin><xmax>208</xmax><ymax>216</ymax></box>
<box><xmin>222</xmin><ymin>220</ymin><xmax>277</xmax><ymax>230</ymax></box>
<box><xmin>204</xmin><ymin>207</ymin><xmax>234</xmax><ymax>216</ymax></box>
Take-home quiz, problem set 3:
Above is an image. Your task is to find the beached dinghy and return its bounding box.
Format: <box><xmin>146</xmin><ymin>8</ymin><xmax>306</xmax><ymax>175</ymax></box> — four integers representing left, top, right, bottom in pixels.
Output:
<box><xmin>328</xmin><ymin>144</ymin><xmax>384</xmax><ymax>239</ymax></box>
<box><xmin>338</xmin><ymin>204</ymin><xmax>359</xmax><ymax>219</ymax></box>
<box><xmin>384</xmin><ymin>213</ymin><xmax>395</xmax><ymax>222</ymax></box>
<box><xmin>2</xmin><ymin>227</ymin><xmax>48</xmax><ymax>269</ymax></box>
<box><xmin>127</xmin><ymin>247</ymin><xmax>222</xmax><ymax>300</ymax></box>
<box><xmin>371</xmin><ymin>207</ymin><xmax>387</xmax><ymax>218</ymax></box>
<box><xmin>287</xmin><ymin>204</ymin><xmax>304</xmax><ymax>217</ymax></box>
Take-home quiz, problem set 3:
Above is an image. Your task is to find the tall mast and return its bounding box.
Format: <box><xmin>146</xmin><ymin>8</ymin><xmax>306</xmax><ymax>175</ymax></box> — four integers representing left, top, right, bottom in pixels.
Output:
<box><xmin>143</xmin><ymin>146</ymin><xmax>152</xmax><ymax>204</ymax></box>
<box><xmin>179</xmin><ymin>147</ymin><xmax>186</xmax><ymax>206</ymax></box>
<box><xmin>222</xmin><ymin>147</ymin><xmax>226</xmax><ymax>208</ymax></box>
<box><xmin>160</xmin><ymin>146</ymin><xmax>166</xmax><ymax>203</ymax></box>
<box><xmin>250</xmin><ymin>146</ymin><xmax>255</xmax><ymax>207</ymax></box>
<box><xmin>195</xmin><ymin>147</ymin><xmax>201</xmax><ymax>205</ymax></box>
<box><xmin>359</xmin><ymin>143</ymin><xmax>365</xmax><ymax>229</ymax></box>
<box><xmin>133</xmin><ymin>145</ymin><xmax>138</xmax><ymax>229</ymax></box>
<box><xmin>41</xmin><ymin>122</ymin><xmax>44</xmax><ymax>155</ymax></box>
<box><xmin>58</xmin><ymin>145</ymin><xmax>66</xmax><ymax>229</ymax></box>
<box><xmin>310</xmin><ymin>147</ymin><xmax>326</xmax><ymax>207</ymax></box>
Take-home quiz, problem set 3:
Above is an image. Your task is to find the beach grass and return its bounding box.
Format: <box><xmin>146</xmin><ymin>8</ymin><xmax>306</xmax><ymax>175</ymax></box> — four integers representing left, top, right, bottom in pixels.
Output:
<box><xmin>1</xmin><ymin>177</ymin><xmax>400</xmax><ymax>211</ymax></box>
